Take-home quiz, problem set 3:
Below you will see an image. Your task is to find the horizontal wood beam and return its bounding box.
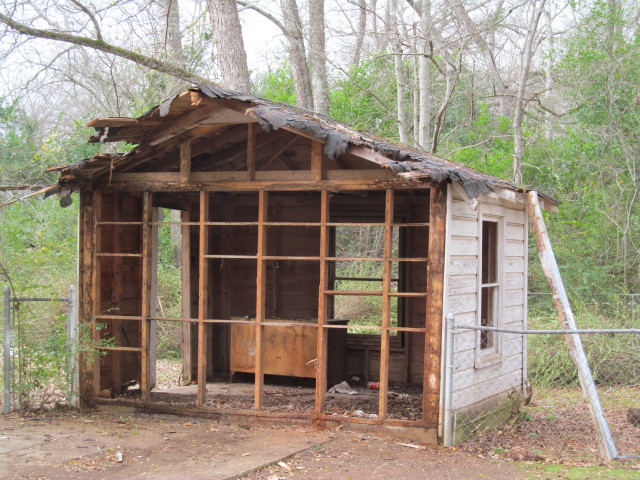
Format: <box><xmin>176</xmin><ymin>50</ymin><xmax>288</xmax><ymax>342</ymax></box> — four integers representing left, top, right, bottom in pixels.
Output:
<box><xmin>110</xmin><ymin>169</ymin><xmax>398</xmax><ymax>183</ymax></box>
<box><xmin>93</xmin><ymin>178</ymin><xmax>431</xmax><ymax>192</ymax></box>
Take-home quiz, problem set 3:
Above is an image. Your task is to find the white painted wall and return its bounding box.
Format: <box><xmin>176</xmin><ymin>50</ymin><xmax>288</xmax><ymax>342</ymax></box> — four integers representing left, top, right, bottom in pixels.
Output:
<box><xmin>442</xmin><ymin>183</ymin><xmax>528</xmax><ymax>412</ymax></box>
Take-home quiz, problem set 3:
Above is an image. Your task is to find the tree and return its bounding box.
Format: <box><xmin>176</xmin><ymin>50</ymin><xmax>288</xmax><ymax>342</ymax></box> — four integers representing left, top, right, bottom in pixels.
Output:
<box><xmin>207</xmin><ymin>0</ymin><xmax>251</xmax><ymax>92</ymax></box>
<box><xmin>237</xmin><ymin>0</ymin><xmax>313</xmax><ymax>109</ymax></box>
<box><xmin>309</xmin><ymin>0</ymin><xmax>329</xmax><ymax>115</ymax></box>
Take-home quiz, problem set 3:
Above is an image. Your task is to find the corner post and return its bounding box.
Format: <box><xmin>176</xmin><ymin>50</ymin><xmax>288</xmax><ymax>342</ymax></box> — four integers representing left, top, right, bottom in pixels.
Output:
<box><xmin>442</xmin><ymin>313</ymin><xmax>455</xmax><ymax>446</ymax></box>
<box><xmin>423</xmin><ymin>184</ymin><xmax>447</xmax><ymax>424</ymax></box>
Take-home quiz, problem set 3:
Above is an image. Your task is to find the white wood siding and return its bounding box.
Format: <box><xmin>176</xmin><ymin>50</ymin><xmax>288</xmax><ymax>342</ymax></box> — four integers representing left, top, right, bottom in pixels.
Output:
<box><xmin>443</xmin><ymin>184</ymin><xmax>528</xmax><ymax>411</ymax></box>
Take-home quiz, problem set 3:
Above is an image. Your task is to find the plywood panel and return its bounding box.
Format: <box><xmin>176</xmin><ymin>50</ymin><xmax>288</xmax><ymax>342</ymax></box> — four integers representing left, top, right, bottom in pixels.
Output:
<box><xmin>231</xmin><ymin>323</ymin><xmax>316</xmax><ymax>378</ymax></box>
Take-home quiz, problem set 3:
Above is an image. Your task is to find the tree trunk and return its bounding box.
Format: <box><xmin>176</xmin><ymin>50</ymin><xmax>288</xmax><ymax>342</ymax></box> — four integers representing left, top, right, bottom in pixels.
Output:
<box><xmin>412</xmin><ymin>23</ymin><xmax>420</xmax><ymax>147</ymax></box>
<box><xmin>431</xmin><ymin>61</ymin><xmax>460</xmax><ymax>154</ymax></box>
<box><xmin>390</xmin><ymin>0</ymin><xmax>407</xmax><ymax>143</ymax></box>
<box><xmin>159</xmin><ymin>0</ymin><xmax>187</xmax><ymax>95</ymax></box>
<box><xmin>448</xmin><ymin>1</ymin><xmax>510</xmax><ymax>117</ymax></box>
<box><xmin>544</xmin><ymin>5</ymin><xmax>554</xmax><ymax>140</ymax></box>
<box><xmin>513</xmin><ymin>0</ymin><xmax>546</xmax><ymax>184</ymax></box>
<box><xmin>206</xmin><ymin>0</ymin><xmax>251</xmax><ymax>92</ymax></box>
<box><xmin>352</xmin><ymin>0</ymin><xmax>367</xmax><ymax>65</ymax></box>
<box><xmin>309</xmin><ymin>0</ymin><xmax>329</xmax><ymax>115</ymax></box>
<box><xmin>418</xmin><ymin>0</ymin><xmax>431</xmax><ymax>150</ymax></box>
<box><xmin>280</xmin><ymin>0</ymin><xmax>314</xmax><ymax>110</ymax></box>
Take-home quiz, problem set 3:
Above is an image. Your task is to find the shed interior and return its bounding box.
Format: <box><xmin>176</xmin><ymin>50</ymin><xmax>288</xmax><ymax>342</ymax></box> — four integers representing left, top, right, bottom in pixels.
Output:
<box><xmin>92</xmin><ymin>186</ymin><xmax>439</xmax><ymax>423</ymax></box>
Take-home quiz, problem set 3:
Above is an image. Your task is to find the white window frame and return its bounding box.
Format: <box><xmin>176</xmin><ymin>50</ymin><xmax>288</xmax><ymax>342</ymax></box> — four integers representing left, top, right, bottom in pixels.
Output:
<box><xmin>474</xmin><ymin>208</ymin><xmax>505</xmax><ymax>368</ymax></box>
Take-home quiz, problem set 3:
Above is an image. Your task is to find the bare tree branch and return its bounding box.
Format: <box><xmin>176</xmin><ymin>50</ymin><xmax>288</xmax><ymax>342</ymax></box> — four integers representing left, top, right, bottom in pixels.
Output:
<box><xmin>68</xmin><ymin>0</ymin><xmax>103</xmax><ymax>41</ymax></box>
<box><xmin>0</xmin><ymin>12</ymin><xmax>216</xmax><ymax>86</ymax></box>
<box><xmin>236</xmin><ymin>0</ymin><xmax>287</xmax><ymax>34</ymax></box>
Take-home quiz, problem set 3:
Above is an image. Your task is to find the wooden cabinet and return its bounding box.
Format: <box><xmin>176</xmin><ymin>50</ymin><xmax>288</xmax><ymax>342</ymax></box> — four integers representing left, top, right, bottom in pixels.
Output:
<box><xmin>230</xmin><ymin>319</ymin><xmax>347</xmax><ymax>385</ymax></box>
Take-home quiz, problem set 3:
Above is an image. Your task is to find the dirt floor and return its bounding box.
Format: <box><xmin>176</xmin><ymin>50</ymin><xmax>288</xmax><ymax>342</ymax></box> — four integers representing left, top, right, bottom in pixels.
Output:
<box><xmin>0</xmin><ymin>409</ymin><xmax>534</xmax><ymax>480</ymax></box>
<box><xmin>3</xmin><ymin>361</ymin><xmax>638</xmax><ymax>479</ymax></box>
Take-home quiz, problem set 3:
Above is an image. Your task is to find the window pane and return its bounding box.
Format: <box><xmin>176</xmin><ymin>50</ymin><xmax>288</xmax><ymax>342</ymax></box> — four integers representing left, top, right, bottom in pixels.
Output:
<box><xmin>481</xmin><ymin>221</ymin><xmax>498</xmax><ymax>284</ymax></box>
<box><xmin>480</xmin><ymin>286</ymin><xmax>496</xmax><ymax>349</ymax></box>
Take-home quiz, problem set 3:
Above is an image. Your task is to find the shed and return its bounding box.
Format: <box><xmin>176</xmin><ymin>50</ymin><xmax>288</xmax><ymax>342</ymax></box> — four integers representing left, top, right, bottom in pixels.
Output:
<box><xmin>52</xmin><ymin>86</ymin><xmax>556</xmax><ymax>442</ymax></box>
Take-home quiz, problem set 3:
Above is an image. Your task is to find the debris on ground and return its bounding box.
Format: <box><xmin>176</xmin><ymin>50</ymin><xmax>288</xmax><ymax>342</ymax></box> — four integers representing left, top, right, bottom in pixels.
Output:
<box><xmin>328</xmin><ymin>381</ymin><xmax>358</xmax><ymax>395</ymax></box>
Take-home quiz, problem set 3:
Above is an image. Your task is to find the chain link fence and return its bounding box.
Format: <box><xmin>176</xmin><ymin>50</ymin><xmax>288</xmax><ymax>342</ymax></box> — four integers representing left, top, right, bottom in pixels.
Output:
<box><xmin>446</xmin><ymin>294</ymin><xmax>640</xmax><ymax>463</ymax></box>
<box><xmin>2</xmin><ymin>285</ymin><xmax>78</xmax><ymax>413</ymax></box>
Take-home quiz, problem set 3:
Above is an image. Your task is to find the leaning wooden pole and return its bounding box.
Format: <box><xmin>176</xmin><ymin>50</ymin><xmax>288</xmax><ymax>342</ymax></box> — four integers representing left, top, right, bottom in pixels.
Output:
<box><xmin>526</xmin><ymin>191</ymin><xmax>617</xmax><ymax>461</ymax></box>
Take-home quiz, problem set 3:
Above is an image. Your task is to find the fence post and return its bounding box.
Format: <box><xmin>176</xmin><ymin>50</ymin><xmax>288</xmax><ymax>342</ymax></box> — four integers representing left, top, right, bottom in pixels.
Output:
<box><xmin>67</xmin><ymin>285</ymin><xmax>78</xmax><ymax>408</ymax></box>
<box><xmin>3</xmin><ymin>286</ymin><xmax>10</xmax><ymax>414</ymax></box>
<box><xmin>443</xmin><ymin>313</ymin><xmax>455</xmax><ymax>446</ymax></box>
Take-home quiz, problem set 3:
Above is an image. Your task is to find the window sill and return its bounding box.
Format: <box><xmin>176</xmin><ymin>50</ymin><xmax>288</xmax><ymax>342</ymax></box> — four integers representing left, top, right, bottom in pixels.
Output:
<box><xmin>474</xmin><ymin>351</ymin><xmax>503</xmax><ymax>369</ymax></box>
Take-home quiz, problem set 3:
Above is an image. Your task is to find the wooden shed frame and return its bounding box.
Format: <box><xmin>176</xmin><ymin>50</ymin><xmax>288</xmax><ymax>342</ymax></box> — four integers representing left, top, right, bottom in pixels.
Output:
<box><xmin>52</xmin><ymin>87</ymin><xmax>556</xmax><ymax>441</ymax></box>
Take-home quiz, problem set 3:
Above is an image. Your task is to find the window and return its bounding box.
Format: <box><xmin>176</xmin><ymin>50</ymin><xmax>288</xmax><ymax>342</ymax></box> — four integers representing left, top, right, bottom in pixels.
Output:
<box><xmin>477</xmin><ymin>215</ymin><xmax>503</xmax><ymax>363</ymax></box>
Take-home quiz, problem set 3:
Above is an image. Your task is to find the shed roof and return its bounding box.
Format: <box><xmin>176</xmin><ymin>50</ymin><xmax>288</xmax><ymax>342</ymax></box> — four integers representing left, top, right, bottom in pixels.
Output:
<box><xmin>54</xmin><ymin>86</ymin><xmax>551</xmax><ymax>203</ymax></box>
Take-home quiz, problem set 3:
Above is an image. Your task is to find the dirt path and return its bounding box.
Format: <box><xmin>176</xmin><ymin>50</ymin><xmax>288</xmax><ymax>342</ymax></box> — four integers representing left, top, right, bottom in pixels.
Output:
<box><xmin>0</xmin><ymin>410</ymin><xmax>531</xmax><ymax>480</ymax></box>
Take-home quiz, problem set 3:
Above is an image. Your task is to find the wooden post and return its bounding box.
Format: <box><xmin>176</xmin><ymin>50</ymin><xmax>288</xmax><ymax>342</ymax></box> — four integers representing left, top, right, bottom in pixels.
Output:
<box><xmin>181</xmin><ymin>207</ymin><xmax>192</xmax><ymax>384</ymax></box>
<box><xmin>149</xmin><ymin>207</ymin><xmax>160</xmax><ymax>389</ymax></box>
<box><xmin>254</xmin><ymin>190</ymin><xmax>268</xmax><ymax>410</ymax></box>
<box><xmin>79</xmin><ymin>188</ymin><xmax>96</xmax><ymax>406</ymax></box>
<box><xmin>197</xmin><ymin>191</ymin><xmax>209</xmax><ymax>406</ymax></box>
<box><xmin>526</xmin><ymin>190</ymin><xmax>617</xmax><ymax>461</ymax></box>
<box><xmin>140</xmin><ymin>192</ymin><xmax>153</xmax><ymax>402</ymax></box>
<box><xmin>111</xmin><ymin>193</ymin><xmax>122</xmax><ymax>394</ymax></box>
<box><xmin>379</xmin><ymin>190</ymin><xmax>394</xmax><ymax>419</ymax></box>
<box><xmin>92</xmin><ymin>191</ymin><xmax>102</xmax><ymax>399</ymax></box>
<box><xmin>314</xmin><ymin>190</ymin><xmax>330</xmax><ymax>419</ymax></box>
<box><xmin>247</xmin><ymin>124</ymin><xmax>256</xmax><ymax>181</ymax></box>
<box><xmin>180</xmin><ymin>140</ymin><xmax>191</xmax><ymax>184</ymax></box>
<box><xmin>311</xmin><ymin>140</ymin><xmax>324</xmax><ymax>181</ymax></box>
<box><xmin>423</xmin><ymin>184</ymin><xmax>446</xmax><ymax>424</ymax></box>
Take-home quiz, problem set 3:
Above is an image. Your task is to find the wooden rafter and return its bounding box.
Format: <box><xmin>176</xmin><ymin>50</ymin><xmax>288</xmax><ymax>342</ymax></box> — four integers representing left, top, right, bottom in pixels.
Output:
<box><xmin>129</xmin><ymin>125</ymin><xmax>247</xmax><ymax>175</ymax></box>
<box><xmin>193</xmin><ymin>129</ymin><xmax>288</xmax><ymax>172</ymax></box>
<box><xmin>254</xmin><ymin>135</ymin><xmax>299</xmax><ymax>171</ymax></box>
<box><xmin>143</xmin><ymin>104</ymin><xmax>222</xmax><ymax>146</ymax></box>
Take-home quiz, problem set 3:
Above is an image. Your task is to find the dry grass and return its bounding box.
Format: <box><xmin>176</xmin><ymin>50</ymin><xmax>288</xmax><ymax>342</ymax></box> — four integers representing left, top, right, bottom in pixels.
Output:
<box><xmin>461</xmin><ymin>387</ymin><xmax>640</xmax><ymax>467</ymax></box>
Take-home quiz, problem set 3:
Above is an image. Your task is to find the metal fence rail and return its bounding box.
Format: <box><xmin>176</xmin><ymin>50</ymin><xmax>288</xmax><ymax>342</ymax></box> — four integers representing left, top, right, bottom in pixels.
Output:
<box><xmin>2</xmin><ymin>285</ymin><xmax>77</xmax><ymax>413</ymax></box>
<box><xmin>443</xmin><ymin>316</ymin><xmax>640</xmax><ymax>462</ymax></box>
